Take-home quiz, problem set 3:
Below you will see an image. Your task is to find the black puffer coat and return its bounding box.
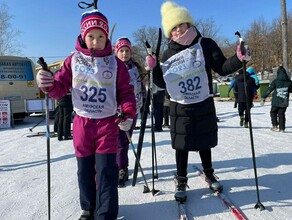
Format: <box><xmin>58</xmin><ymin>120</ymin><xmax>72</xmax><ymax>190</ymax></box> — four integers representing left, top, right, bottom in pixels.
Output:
<box><xmin>262</xmin><ymin>67</ymin><xmax>292</xmax><ymax>107</ymax></box>
<box><xmin>234</xmin><ymin>71</ymin><xmax>257</xmax><ymax>104</ymax></box>
<box><xmin>154</xmin><ymin>30</ymin><xmax>243</xmax><ymax>151</ymax></box>
<box><xmin>58</xmin><ymin>93</ymin><xmax>72</xmax><ymax>107</ymax></box>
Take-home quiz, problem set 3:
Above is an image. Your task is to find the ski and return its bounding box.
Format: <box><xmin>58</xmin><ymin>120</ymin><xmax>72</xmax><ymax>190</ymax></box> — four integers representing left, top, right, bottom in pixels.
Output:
<box><xmin>173</xmin><ymin>175</ymin><xmax>190</xmax><ymax>220</ymax></box>
<box><xmin>193</xmin><ymin>165</ymin><xmax>249</xmax><ymax>220</ymax></box>
<box><xmin>26</xmin><ymin>132</ymin><xmax>57</xmax><ymax>138</ymax></box>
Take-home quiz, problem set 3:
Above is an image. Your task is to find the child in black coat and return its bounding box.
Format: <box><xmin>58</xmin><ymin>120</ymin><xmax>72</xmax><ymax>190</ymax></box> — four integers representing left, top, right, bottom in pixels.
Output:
<box><xmin>234</xmin><ymin>69</ymin><xmax>258</xmax><ymax>128</ymax></box>
<box><xmin>145</xmin><ymin>1</ymin><xmax>250</xmax><ymax>202</ymax></box>
<box><xmin>261</xmin><ymin>66</ymin><xmax>292</xmax><ymax>132</ymax></box>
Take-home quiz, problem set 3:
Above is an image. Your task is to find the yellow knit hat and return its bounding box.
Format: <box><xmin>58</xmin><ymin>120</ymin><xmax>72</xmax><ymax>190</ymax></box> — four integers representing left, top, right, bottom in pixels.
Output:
<box><xmin>161</xmin><ymin>1</ymin><xmax>194</xmax><ymax>38</ymax></box>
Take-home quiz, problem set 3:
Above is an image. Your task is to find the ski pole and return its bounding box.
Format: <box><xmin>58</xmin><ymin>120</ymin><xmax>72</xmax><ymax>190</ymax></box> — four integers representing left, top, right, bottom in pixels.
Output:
<box><xmin>145</xmin><ymin>40</ymin><xmax>160</xmax><ymax>196</ymax></box>
<box><xmin>37</xmin><ymin>57</ymin><xmax>52</xmax><ymax>220</ymax></box>
<box><xmin>132</xmin><ymin>29</ymin><xmax>162</xmax><ymax>188</ymax></box>
<box><xmin>235</xmin><ymin>31</ymin><xmax>265</xmax><ymax>211</ymax></box>
<box><xmin>29</xmin><ymin>116</ymin><xmax>46</xmax><ymax>132</ymax></box>
<box><xmin>109</xmin><ymin>23</ymin><xmax>117</xmax><ymax>43</ymax></box>
<box><xmin>125</xmin><ymin>131</ymin><xmax>150</xmax><ymax>193</ymax></box>
<box><xmin>132</xmin><ymin>88</ymin><xmax>151</xmax><ymax>186</ymax></box>
<box><xmin>115</xmin><ymin>112</ymin><xmax>150</xmax><ymax>193</ymax></box>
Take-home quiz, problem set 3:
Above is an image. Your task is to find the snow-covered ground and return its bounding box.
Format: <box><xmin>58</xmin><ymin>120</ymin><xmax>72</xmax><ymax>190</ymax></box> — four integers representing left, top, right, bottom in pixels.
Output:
<box><xmin>1</xmin><ymin>100</ymin><xmax>292</xmax><ymax>220</ymax></box>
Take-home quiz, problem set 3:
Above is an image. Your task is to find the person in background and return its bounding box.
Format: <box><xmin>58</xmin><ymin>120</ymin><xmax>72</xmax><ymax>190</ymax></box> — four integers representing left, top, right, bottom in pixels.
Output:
<box><xmin>234</xmin><ymin>69</ymin><xmax>258</xmax><ymax>128</ymax></box>
<box><xmin>53</xmin><ymin>105</ymin><xmax>59</xmax><ymax>134</ymax></box>
<box><xmin>57</xmin><ymin>90</ymin><xmax>73</xmax><ymax>141</ymax></box>
<box><xmin>227</xmin><ymin>72</ymin><xmax>239</xmax><ymax>108</ymax></box>
<box><xmin>146</xmin><ymin>1</ymin><xmax>249</xmax><ymax>202</ymax></box>
<box><xmin>153</xmin><ymin>84</ymin><xmax>165</xmax><ymax>132</ymax></box>
<box><xmin>163</xmin><ymin>90</ymin><xmax>170</xmax><ymax>128</ymax></box>
<box><xmin>36</xmin><ymin>9</ymin><xmax>136</xmax><ymax>220</ymax></box>
<box><xmin>261</xmin><ymin>66</ymin><xmax>292</xmax><ymax>132</ymax></box>
<box><xmin>114</xmin><ymin>37</ymin><xmax>143</xmax><ymax>187</ymax></box>
<box><xmin>246</xmin><ymin>66</ymin><xmax>260</xmax><ymax>100</ymax></box>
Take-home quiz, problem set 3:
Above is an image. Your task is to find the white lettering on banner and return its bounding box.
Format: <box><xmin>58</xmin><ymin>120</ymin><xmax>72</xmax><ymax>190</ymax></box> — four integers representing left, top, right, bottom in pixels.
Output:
<box><xmin>81</xmin><ymin>20</ymin><xmax>109</xmax><ymax>33</ymax></box>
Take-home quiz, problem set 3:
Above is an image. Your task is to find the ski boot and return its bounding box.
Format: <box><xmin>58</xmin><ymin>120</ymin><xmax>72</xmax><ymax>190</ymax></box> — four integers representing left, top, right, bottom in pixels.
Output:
<box><xmin>204</xmin><ymin>168</ymin><xmax>223</xmax><ymax>193</ymax></box>
<box><xmin>118</xmin><ymin>168</ymin><xmax>129</xmax><ymax>188</ymax></box>
<box><xmin>174</xmin><ymin>176</ymin><xmax>189</xmax><ymax>202</ymax></box>
<box><xmin>79</xmin><ymin>210</ymin><xmax>93</xmax><ymax>220</ymax></box>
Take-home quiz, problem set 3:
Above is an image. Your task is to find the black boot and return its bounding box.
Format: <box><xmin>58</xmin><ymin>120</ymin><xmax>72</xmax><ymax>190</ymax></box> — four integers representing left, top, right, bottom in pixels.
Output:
<box><xmin>118</xmin><ymin>168</ymin><xmax>129</xmax><ymax>188</ymax></box>
<box><xmin>174</xmin><ymin>176</ymin><xmax>188</xmax><ymax>202</ymax></box>
<box><xmin>204</xmin><ymin>168</ymin><xmax>223</xmax><ymax>192</ymax></box>
<box><xmin>79</xmin><ymin>210</ymin><xmax>93</xmax><ymax>220</ymax></box>
<box><xmin>240</xmin><ymin>116</ymin><xmax>244</xmax><ymax>127</ymax></box>
<box><xmin>244</xmin><ymin>121</ymin><xmax>249</xmax><ymax>128</ymax></box>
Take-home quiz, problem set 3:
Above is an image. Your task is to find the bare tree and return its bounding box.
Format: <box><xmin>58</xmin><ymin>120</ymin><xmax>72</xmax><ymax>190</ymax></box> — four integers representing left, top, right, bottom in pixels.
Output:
<box><xmin>132</xmin><ymin>18</ymin><xmax>221</xmax><ymax>65</ymax></box>
<box><xmin>195</xmin><ymin>17</ymin><xmax>220</xmax><ymax>39</ymax></box>
<box><xmin>269</xmin><ymin>18</ymin><xmax>283</xmax><ymax>68</ymax></box>
<box><xmin>131</xmin><ymin>25</ymin><xmax>167</xmax><ymax>75</ymax></box>
<box><xmin>0</xmin><ymin>3</ymin><xmax>22</xmax><ymax>55</ymax></box>
<box><xmin>245</xmin><ymin>18</ymin><xmax>271</xmax><ymax>74</ymax></box>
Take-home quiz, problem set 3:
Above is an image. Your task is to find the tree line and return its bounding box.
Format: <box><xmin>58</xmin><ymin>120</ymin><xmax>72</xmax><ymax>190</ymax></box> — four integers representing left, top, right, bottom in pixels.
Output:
<box><xmin>131</xmin><ymin>13</ymin><xmax>292</xmax><ymax>78</ymax></box>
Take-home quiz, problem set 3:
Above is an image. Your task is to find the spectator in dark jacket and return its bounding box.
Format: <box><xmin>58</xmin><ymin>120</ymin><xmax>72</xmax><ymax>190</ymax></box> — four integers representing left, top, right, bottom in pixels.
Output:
<box><xmin>53</xmin><ymin>105</ymin><xmax>59</xmax><ymax>133</ymax></box>
<box><xmin>57</xmin><ymin>91</ymin><xmax>73</xmax><ymax>140</ymax></box>
<box><xmin>145</xmin><ymin>1</ymin><xmax>249</xmax><ymax>202</ymax></box>
<box><xmin>261</xmin><ymin>66</ymin><xmax>292</xmax><ymax>132</ymax></box>
<box><xmin>234</xmin><ymin>69</ymin><xmax>258</xmax><ymax>128</ymax></box>
<box><xmin>246</xmin><ymin>66</ymin><xmax>260</xmax><ymax>99</ymax></box>
<box><xmin>163</xmin><ymin>90</ymin><xmax>170</xmax><ymax>128</ymax></box>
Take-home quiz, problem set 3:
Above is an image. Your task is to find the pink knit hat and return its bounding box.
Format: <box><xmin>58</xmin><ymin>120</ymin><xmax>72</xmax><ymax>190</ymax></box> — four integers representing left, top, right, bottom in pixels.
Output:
<box><xmin>80</xmin><ymin>9</ymin><xmax>109</xmax><ymax>40</ymax></box>
<box><xmin>114</xmin><ymin>37</ymin><xmax>132</xmax><ymax>53</ymax></box>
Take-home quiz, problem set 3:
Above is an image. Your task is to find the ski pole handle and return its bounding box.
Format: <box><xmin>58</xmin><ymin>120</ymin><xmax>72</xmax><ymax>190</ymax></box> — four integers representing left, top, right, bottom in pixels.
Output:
<box><xmin>78</xmin><ymin>0</ymin><xmax>98</xmax><ymax>9</ymax></box>
<box><xmin>37</xmin><ymin>57</ymin><xmax>51</xmax><ymax>94</ymax></box>
<box><xmin>115</xmin><ymin>111</ymin><xmax>125</xmax><ymax>124</ymax></box>
<box><xmin>145</xmin><ymin>41</ymin><xmax>153</xmax><ymax>55</ymax></box>
<box><xmin>235</xmin><ymin>31</ymin><xmax>245</xmax><ymax>56</ymax></box>
<box><xmin>37</xmin><ymin>57</ymin><xmax>49</xmax><ymax>71</ymax></box>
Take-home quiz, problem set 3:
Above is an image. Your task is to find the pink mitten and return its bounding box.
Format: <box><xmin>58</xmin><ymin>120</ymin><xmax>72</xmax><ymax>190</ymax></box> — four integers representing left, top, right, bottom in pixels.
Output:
<box><xmin>236</xmin><ymin>45</ymin><xmax>251</xmax><ymax>62</ymax></box>
<box><xmin>36</xmin><ymin>70</ymin><xmax>54</xmax><ymax>89</ymax></box>
<box><xmin>118</xmin><ymin>118</ymin><xmax>133</xmax><ymax>131</ymax></box>
<box><xmin>145</xmin><ymin>55</ymin><xmax>157</xmax><ymax>70</ymax></box>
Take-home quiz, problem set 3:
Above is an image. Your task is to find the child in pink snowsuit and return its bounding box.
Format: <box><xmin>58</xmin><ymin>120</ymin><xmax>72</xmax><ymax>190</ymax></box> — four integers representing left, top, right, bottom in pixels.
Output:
<box><xmin>36</xmin><ymin>9</ymin><xmax>136</xmax><ymax>220</ymax></box>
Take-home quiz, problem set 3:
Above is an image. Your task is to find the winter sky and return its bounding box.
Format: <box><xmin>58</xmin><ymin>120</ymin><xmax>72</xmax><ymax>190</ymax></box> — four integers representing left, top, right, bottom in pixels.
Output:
<box><xmin>1</xmin><ymin>100</ymin><xmax>292</xmax><ymax>219</ymax></box>
<box><xmin>2</xmin><ymin>0</ymin><xmax>292</xmax><ymax>64</ymax></box>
